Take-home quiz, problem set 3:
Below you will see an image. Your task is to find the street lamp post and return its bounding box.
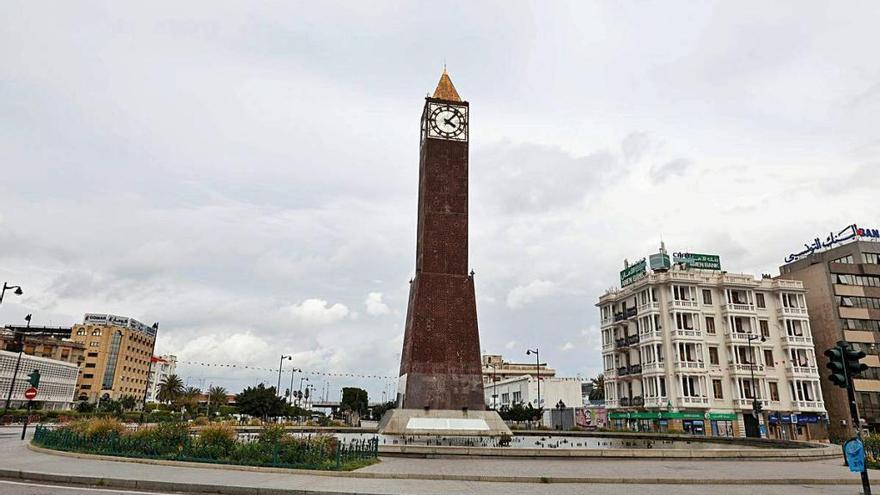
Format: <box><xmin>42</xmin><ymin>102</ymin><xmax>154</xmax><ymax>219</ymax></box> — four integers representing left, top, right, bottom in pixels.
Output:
<box><xmin>526</xmin><ymin>348</ymin><xmax>540</xmax><ymax>426</ymax></box>
<box><xmin>747</xmin><ymin>333</ymin><xmax>767</xmax><ymax>432</ymax></box>
<box><xmin>288</xmin><ymin>366</ymin><xmax>302</xmax><ymax>405</ymax></box>
<box><xmin>276</xmin><ymin>355</ymin><xmax>292</xmax><ymax>397</ymax></box>
<box><xmin>487</xmin><ymin>362</ymin><xmax>499</xmax><ymax>410</ymax></box>
<box><xmin>298</xmin><ymin>377</ymin><xmax>309</xmax><ymax>406</ymax></box>
<box><xmin>3</xmin><ymin>314</ymin><xmax>30</xmax><ymax>415</ymax></box>
<box><xmin>0</xmin><ymin>283</ymin><xmax>23</xmax><ymax>304</ymax></box>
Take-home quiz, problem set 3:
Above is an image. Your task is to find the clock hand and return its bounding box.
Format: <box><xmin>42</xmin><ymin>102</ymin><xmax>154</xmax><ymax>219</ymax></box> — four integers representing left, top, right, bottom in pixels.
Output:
<box><xmin>444</xmin><ymin>118</ymin><xmax>457</xmax><ymax>128</ymax></box>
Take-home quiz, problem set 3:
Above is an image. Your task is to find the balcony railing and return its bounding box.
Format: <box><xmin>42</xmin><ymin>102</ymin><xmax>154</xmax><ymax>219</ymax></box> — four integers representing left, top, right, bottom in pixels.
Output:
<box><xmin>605</xmin><ymin>399</ymin><xmax>619</xmax><ymax>408</ymax></box>
<box><xmin>778</xmin><ymin>307</ymin><xmax>808</xmax><ymax>317</ymax></box>
<box><xmin>631</xmin><ymin>396</ymin><xmax>644</xmax><ymax>407</ymax></box>
<box><xmin>795</xmin><ymin>400</ymin><xmax>824</xmax><ymax>410</ymax></box>
<box><xmin>725</xmin><ymin>331</ymin><xmax>759</xmax><ymax>343</ymax></box>
<box><xmin>641</xmin><ymin>362</ymin><xmax>665</xmax><ymax>373</ymax></box>
<box><xmin>733</xmin><ymin>363</ymin><xmax>765</xmax><ymax>373</ymax></box>
<box><xmin>672</xmin><ymin>328</ymin><xmax>703</xmax><ymax>339</ymax></box>
<box><xmin>620</xmin><ymin>397</ymin><xmax>630</xmax><ymax>407</ymax></box>
<box><xmin>618</xmin><ymin>366</ymin><xmax>630</xmax><ymax>376</ymax></box>
<box><xmin>640</xmin><ymin>330</ymin><xmax>663</xmax><ymax>342</ymax></box>
<box><xmin>629</xmin><ymin>364</ymin><xmax>642</xmax><ymax>375</ymax></box>
<box><xmin>786</xmin><ymin>364</ymin><xmax>819</xmax><ymax>376</ymax></box>
<box><xmin>781</xmin><ymin>333</ymin><xmax>813</xmax><ymax>346</ymax></box>
<box><xmin>725</xmin><ymin>303</ymin><xmax>755</xmax><ymax>312</ymax></box>
<box><xmin>638</xmin><ymin>301</ymin><xmax>660</xmax><ymax>313</ymax></box>
<box><xmin>643</xmin><ymin>396</ymin><xmax>666</xmax><ymax>408</ymax></box>
<box><xmin>626</xmin><ymin>334</ymin><xmax>640</xmax><ymax>346</ymax></box>
<box><xmin>677</xmin><ymin>396</ymin><xmax>709</xmax><ymax>407</ymax></box>
<box><xmin>735</xmin><ymin>398</ymin><xmax>767</xmax><ymax>409</ymax></box>
<box><xmin>671</xmin><ymin>300</ymin><xmax>700</xmax><ymax>309</ymax></box>
<box><xmin>613</xmin><ymin>307</ymin><xmax>638</xmax><ymax>322</ymax></box>
<box><xmin>674</xmin><ymin>361</ymin><xmax>706</xmax><ymax>370</ymax></box>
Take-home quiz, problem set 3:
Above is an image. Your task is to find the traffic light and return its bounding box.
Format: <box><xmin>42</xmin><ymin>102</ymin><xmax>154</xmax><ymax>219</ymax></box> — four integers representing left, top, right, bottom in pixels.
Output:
<box><xmin>825</xmin><ymin>346</ymin><xmax>848</xmax><ymax>388</ymax></box>
<box><xmin>845</xmin><ymin>347</ymin><xmax>869</xmax><ymax>377</ymax></box>
<box><xmin>27</xmin><ymin>369</ymin><xmax>40</xmax><ymax>388</ymax></box>
<box><xmin>752</xmin><ymin>399</ymin><xmax>763</xmax><ymax>416</ymax></box>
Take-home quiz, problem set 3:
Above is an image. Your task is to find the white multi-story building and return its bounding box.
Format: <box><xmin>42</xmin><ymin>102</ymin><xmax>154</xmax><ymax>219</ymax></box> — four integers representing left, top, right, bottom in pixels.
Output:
<box><xmin>145</xmin><ymin>354</ymin><xmax>177</xmax><ymax>403</ymax></box>
<box><xmin>484</xmin><ymin>375</ymin><xmax>582</xmax><ymax>410</ymax></box>
<box><xmin>598</xmin><ymin>248</ymin><xmax>827</xmax><ymax>440</ymax></box>
<box><xmin>0</xmin><ymin>350</ymin><xmax>79</xmax><ymax>410</ymax></box>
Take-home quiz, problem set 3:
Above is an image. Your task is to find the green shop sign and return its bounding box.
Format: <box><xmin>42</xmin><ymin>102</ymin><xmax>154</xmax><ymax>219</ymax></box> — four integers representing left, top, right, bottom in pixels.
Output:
<box><xmin>706</xmin><ymin>412</ymin><xmax>737</xmax><ymax>421</ymax></box>
<box><xmin>673</xmin><ymin>252</ymin><xmax>721</xmax><ymax>270</ymax></box>
<box><xmin>620</xmin><ymin>259</ymin><xmax>647</xmax><ymax>287</ymax></box>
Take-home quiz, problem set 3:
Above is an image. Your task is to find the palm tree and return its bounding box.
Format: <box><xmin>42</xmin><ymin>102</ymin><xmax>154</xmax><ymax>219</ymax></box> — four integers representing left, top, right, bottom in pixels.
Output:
<box><xmin>207</xmin><ymin>385</ymin><xmax>228</xmax><ymax>416</ymax></box>
<box><xmin>157</xmin><ymin>374</ymin><xmax>184</xmax><ymax>405</ymax></box>
<box><xmin>589</xmin><ymin>374</ymin><xmax>605</xmax><ymax>401</ymax></box>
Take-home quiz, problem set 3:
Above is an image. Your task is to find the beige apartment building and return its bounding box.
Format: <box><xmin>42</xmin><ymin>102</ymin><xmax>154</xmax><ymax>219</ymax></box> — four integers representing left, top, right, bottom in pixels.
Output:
<box><xmin>779</xmin><ymin>227</ymin><xmax>880</xmax><ymax>440</ymax></box>
<box><xmin>599</xmin><ymin>246</ymin><xmax>827</xmax><ymax>440</ymax></box>
<box><xmin>69</xmin><ymin>314</ymin><xmax>157</xmax><ymax>403</ymax></box>
<box><xmin>481</xmin><ymin>354</ymin><xmax>556</xmax><ymax>385</ymax></box>
<box><xmin>0</xmin><ymin>326</ymin><xmax>85</xmax><ymax>365</ymax></box>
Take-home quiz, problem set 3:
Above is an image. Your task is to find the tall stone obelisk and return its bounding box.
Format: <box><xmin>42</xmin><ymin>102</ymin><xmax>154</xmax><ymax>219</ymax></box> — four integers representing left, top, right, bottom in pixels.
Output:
<box><xmin>379</xmin><ymin>70</ymin><xmax>509</xmax><ymax>436</ymax></box>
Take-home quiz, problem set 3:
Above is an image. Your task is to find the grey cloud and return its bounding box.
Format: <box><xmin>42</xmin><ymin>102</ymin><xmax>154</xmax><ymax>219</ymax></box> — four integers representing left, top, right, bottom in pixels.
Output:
<box><xmin>649</xmin><ymin>158</ymin><xmax>692</xmax><ymax>183</ymax></box>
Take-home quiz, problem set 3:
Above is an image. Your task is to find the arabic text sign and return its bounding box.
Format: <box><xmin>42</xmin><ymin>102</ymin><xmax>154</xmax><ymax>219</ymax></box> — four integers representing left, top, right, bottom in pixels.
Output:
<box><xmin>620</xmin><ymin>259</ymin><xmax>647</xmax><ymax>287</ymax></box>
<box><xmin>673</xmin><ymin>252</ymin><xmax>721</xmax><ymax>270</ymax></box>
<box><xmin>785</xmin><ymin>223</ymin><xmax>880</xmax><ymax>263</ymax></box>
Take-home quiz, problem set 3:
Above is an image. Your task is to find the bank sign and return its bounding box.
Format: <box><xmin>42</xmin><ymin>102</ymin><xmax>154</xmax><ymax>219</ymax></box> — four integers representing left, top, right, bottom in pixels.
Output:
<box><xmin>620</xmin><ymin>258</ymin><xmax>647</xmax><ymax>287</ymax></box>
<box><xmin>785</xmin><ymin>223</ymin><xmax>880</xmax><ymax>263</ymax></box>
<box><xmin>673</xmin><ymin>252</ymin><xmax>722</xmax><ymax>270</ymax></box>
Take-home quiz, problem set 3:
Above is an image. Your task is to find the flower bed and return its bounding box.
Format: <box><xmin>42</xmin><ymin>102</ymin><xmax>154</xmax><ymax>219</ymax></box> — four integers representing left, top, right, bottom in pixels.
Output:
<box><xmin>32</xmin><ymin>420</ymin><xmax>378</xmax><ymax>470</ymax></box>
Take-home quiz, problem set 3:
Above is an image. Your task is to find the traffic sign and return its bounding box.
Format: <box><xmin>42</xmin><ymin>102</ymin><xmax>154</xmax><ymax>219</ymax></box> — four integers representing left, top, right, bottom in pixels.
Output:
<box><xmin>24</xmin><ymin>387</ymin><xmax>38</xmax><ymax>401</ymax></box>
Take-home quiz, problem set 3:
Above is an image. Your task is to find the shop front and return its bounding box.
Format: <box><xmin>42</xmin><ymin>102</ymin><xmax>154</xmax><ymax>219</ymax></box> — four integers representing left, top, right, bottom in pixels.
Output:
<box><xmin>768</xmin><ymin>412</ymin><xmax>826</xmax><ymax>441</ymax></box>
<box><xmin>608</xmin><ymin>411</ymin><xmax>732</xmax><ymax>436</ymax></box>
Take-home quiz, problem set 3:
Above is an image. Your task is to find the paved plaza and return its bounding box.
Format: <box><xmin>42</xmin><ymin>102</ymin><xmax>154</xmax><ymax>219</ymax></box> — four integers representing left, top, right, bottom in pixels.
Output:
<box><xmin>0</xmin><ymin>429</ymin><xmax>875</xmax><ymax>494</ymax></box>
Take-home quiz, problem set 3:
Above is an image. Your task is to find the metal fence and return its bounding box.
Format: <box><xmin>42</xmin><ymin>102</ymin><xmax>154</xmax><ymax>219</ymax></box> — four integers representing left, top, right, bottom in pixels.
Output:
<box><xmin>32</xmin><ymin>425</ymin><xmax>378</xmax><ymax>469</ymax></box>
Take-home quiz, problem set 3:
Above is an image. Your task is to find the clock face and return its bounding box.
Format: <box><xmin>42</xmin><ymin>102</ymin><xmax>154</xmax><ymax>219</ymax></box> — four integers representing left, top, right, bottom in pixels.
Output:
<box><xmin>428</xmin><ymin>104</ymin><xmax>467</xmax><ymax>141</ymax></box>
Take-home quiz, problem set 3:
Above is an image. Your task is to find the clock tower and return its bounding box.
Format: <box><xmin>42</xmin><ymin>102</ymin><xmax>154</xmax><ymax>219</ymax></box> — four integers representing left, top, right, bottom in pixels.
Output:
<box><xmin>396</xmin><ymin>69</ymin><xmax>485</xmax><ymax>411</ymax></box>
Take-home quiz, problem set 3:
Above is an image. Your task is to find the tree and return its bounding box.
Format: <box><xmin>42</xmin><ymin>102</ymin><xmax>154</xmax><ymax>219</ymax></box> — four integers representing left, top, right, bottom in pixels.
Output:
<box><xmin>207</xmin><ymin>385</ymin><xmax>228</xmax><ymax>416</ymax></box>
<box><xmin>179</xmin><ymin>386</ymin><xmax>202</xmax><ymax>414</ymax></box>
<box><xmin>589</xmin><ymin>374</ymin><xmax>605</xmax><ymax>401</ymax></box>
<box><xmin>119</xmin><ymin>395</ymin><xmax>138</xmax><ymax>411</ymax></box>
<box><xmin>498</xmin><ymin>402</ymin><xmax>543</xmax><ymax>422</ymax></box>
<box><xmin>340</xmin><ymin>387</ymin><xmax>368</xmax><ymax>416</ymax></box>
<box><xmin>235</xmin><ymin>384</ymin><xmax>287</xmax><ymax>420</ymax></box>
<box><xmin>157</xmin><ymin>374</ymin><xmax>184</xmax><ymax>405</ymax></box>
<box><xmin>371</xmin><ymin>400</ymin><xmax>396</xmax><ymax>420</ymax></box>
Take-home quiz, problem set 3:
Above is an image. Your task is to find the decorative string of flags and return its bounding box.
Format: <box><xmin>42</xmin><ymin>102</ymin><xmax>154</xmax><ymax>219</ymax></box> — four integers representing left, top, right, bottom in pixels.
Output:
<box><xmin>177</xmin><ymin>360</ymin><xmax>398</xmax><ymax>380</ymax></box>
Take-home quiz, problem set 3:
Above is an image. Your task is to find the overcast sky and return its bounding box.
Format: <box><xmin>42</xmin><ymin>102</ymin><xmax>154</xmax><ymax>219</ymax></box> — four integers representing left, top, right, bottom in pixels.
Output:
<box><xmin>1</xmin><ymin>2</ymin><xmax>878</xmax><ymax>401</ymax></box>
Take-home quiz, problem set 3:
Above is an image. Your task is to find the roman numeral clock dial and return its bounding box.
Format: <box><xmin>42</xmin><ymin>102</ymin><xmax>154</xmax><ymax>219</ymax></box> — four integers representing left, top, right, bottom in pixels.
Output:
<box><xmin>427</xmin><ymin>103</ymin><xmax>468</xmax><ymax>141</ymax></box>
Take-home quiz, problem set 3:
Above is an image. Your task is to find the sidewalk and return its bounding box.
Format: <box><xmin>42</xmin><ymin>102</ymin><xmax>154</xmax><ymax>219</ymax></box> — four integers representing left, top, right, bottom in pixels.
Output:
<box><xmin>0</xmin><ymin>431</ymin><xmax>872</xmax><ymax>495</ymax></box>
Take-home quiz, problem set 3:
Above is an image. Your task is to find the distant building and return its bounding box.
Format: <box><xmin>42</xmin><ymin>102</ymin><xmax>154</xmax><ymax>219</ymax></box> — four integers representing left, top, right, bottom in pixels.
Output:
<box><xmin>1</xmin><ymin>326</ymin><xmax>84</xmax><ymax>366</ymax></box>
<box><xmin>779</xmin><ymin>226</ymin><xmax>880</xmax><ymax>439</ymax></box>
<box><xmin>69</xmin><ymin>314</ymin><xmax>157</xmax><ymax>403</ymax></box>
<box><xmin>145</xmin><ymin>354</ymin><xmax>177</xmax><ymax>403</ymax></box>
<box><xmin>0</xmin><ymin>350</ymin><xmax>79</xmax><ymax>410</ymax></box>
<box><xmin>484</xmin><ymin>375</ymin><xmax>582</xmax><ymax>412</ymax></box>
<box><xmin>481</xmin><ymin>354</ymin><xmax>556</xmax><ymax>384</ymax></box>
<box><xmin>599</xmin><ymin>244</ymin><xmax>827</xmax><ymax>440</ymax></box>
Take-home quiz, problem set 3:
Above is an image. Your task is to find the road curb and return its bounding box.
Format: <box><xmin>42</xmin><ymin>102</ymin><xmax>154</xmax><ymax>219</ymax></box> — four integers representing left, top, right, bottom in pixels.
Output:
<box><xmin>15</xmin><ymin>443</ymin><xmax>862</xmax><ymax>488</ymax></box>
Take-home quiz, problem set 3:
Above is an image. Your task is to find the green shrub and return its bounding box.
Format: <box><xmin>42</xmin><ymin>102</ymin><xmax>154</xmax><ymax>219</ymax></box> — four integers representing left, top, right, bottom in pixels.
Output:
<box><xmin>69</xmin><ymin>417</ymin><xmax>127</xmax><ymax>437</ymax></box>
<box><xmin>192</xmin><ymin>424</ymin><xmax>237</xmax><ymax>459</ymax></box>
<box><xmin>258</xmin><ymin>424</ymin><xmax>286</xmax><ymax>445</ymax></box>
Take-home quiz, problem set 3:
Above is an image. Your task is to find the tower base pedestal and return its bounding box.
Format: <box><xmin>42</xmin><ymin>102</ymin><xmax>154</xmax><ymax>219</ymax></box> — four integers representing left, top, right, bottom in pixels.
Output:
<box><xmin>378</xmin><ymin>408</ymin><xmax>511</xmax><ymax>436</ymax></box>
